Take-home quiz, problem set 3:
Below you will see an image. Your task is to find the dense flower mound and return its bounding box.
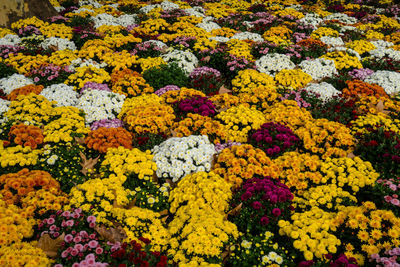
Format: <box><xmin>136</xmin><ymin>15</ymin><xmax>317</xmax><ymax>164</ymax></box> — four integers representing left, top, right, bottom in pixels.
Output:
<box><xmin>1</xmin><ymin>0</ymin><xmax>400</xmax><ymax>266</ymax></box>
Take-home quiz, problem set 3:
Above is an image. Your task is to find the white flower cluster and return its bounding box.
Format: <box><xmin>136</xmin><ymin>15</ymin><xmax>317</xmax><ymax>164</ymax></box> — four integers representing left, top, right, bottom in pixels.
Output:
<box><xmin>298</xmin><ymin>13</ymin><xmax>323</xmax><ymax>29</ymax></box>
<box><xmin>145</xmin><ymin>40</ymin><xmax>168</xmax><ymax>49</ymax></box>
<box><xmin>299</xmin><ymin>58</ymin><xmax>338</xmax><ymax>80</ymax></box>
<box><xmin>0</xmin><ymin>34</ymin><xmax>21</xmax><ymax>46</ymax></box>
<box><xmin>368</xmin><ymin>48</ymin><xmax>400</xmax><ymax>61</ymax></box>
<box><xmin>79</xmin><ymin>0</ymin><xmax>102</xmax><ymax>8</ymax></box>
<box><xmin>184</xmin><ymin>7</ymin><xmax>205</xmax><ymax>17</ymax></box>
<box><xmin>76</xmin><ymin>90</ymin><xmax>125</xmax><ymax>124</ymax></box>
<box><xmin>0</xmin><ymin>74</ymin><xmax>33</xmax><ymax>95</ymax></box>
<box><xmin>255</xmin><ymin>53</ymin><xmax>295</xmax><ymax>76</ymax></box>
<box><xmin>324</xmin><ymin>13</ymin><xmax>357</xmax><ymax>24</ymax></box>
<box><xmin>69</xmin><ymin>58</ymin><xmax>107</xmax><ymax>71</ymax></box>
<box><xmin>365</xmin><ymin>70</ymin><xmax>400</xmax><ymax>95</ymax></box>
<box><xmin>304</xmin><ymin>82</ymin><xmax>341</xmax><ymax>102</ymax></box>
<box><xmin>92</xmin><ymin>13</ymin><xmax>120</xmax><ymax>28</ymax></box>
<box><xmin>231</xmin><ymin>31</ymin><xmax>263</xmax><ymax>42</ymax></box>
<box><xmin>152</xmin><ymin>135</ymin><xmax>216</xmax><ymax>183</ymax></box>
<box><xmin>0</xmin><ymin>99</ymin><xmax>10</xmax><ymax>124</ymax></box>
<box><xmin>160</xmin><ymin>0</ymin><xmax>180</xmax><ymax>10</ymax></box>
<box><xmin>320</xmin><ymin>36</ymin><xmax>344</xmax><ymax>47</ymax></box>
<box><xmin>40</xmin><ymin>84</ymin><xmax>79</xmax><ymax>107</ymax></box>
<box><xmin>370</xmin><ymin>40</ymin><xmax>394</xmax><ymax>49</ymax></box>
<box><xmin>73</xmin><ymin>7</ymin><xmax>96</xmax><ymax>15</ymax></box>
<box><xmin>339</xmin><ymin>25</ymin><xmax>359</xmax><ymax>33</ymax></box>
<box><xmin>196</xmin><ymin>21</ymin><xmax>221</xmax><ymax>32</ymax></box>
<box><xmin>209</xmin><ymin>36</ymin><xmax>229</xmax><ymax>43</ymax></box>
<box><xmin>139</xmin><ymin>4</ymin><xmax>158</xmax><ymax>14</ymax></box>
<box><xmin>162</xmin><ymin>49</ymin><xmax>198</xmax><ymax>74</ymax></box>
<box><xmin>40</xmin><ymin>37</ymin><xmax>77</xmax><ymax>51</ymax></box>
<box><xmin>116</xmin><ymin>14</ymin><xmax>137</xmax><ymax>27</ymax></box>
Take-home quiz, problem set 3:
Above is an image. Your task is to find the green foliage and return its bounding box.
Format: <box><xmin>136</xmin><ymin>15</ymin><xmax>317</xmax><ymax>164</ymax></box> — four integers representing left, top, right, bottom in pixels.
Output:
<box><xmin>142</xmin><ymin>63</ymin><xmax>189</xmax><ymax>90</ymax></box>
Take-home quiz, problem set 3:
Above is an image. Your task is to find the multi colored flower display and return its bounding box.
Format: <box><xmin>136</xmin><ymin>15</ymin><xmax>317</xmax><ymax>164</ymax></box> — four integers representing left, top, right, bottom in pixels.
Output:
<box><xmin>1</xmin><ymin>0</ymin><xmax>400</xmax><ymax>266</ymax></box>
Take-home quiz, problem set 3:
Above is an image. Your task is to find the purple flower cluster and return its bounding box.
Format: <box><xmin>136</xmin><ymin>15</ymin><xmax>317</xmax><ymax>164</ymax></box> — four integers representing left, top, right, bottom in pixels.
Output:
<box><xmin>91</xmin><ymin>119</ymin><xmax>124</xmax><ymax>131</ymax></box>
<box><xmin>348</xmin><ymin>68</ymin><xmax>374</xmax><ymax>80</ymax></box>
<box><xmin>370</xmin><ymin>247</ymin><xmax>400</xmax><ymax>267</ymax></box>
<box><xmin>49</xmin><ymin>15</ymin><xmax>69</xmax><ymax>23</ymax></box>
<box><xmin>160</xmin><ymin>8</ymin><xmax>189</xmax><ymax>21</ymax></box>
<box><xmin>131</xmin><ymin>41</ymin><xmax>165</xmax><ymax>57</ymax></box>
<box><xmin>18</xmin><ymin>26</ymin><xmax>42</xmax><ymax>37</ymax></box>
<box><xmin>177</xmin><ymin>95</ymin><xmax>217</xmax><ymax>117</ymax></box>
<box><xmin>231</xmin><ymin>176</ymin><xmax>293</xmax><ymax>234</ymax></box>
<box><xmin>28</xmin><ymin>63</ymin><xmax>74</xmax><ymax>85</ymax></box>
<box><xmin>280</xmin><ymin>90</ymin><xmax>311</xmax><ymax>108</ymax></box>
<box><xmin>215</xmin><ymin>141</ymin><xmax>242</xmax><ymax>153</ymax></box>
<box><xmin>227</xmin><ymin>55</ymin><xmax>256</xmax><ymax>72</ymax></box>
<box><xmin>172</xmin><ymin>36</ymin><xmax>197</xmax><ymax>49</ymax></box>
<box><xmin>248</xmin><ymin>122</ymin><xmax>300</xmax><ymax>158</ymax></box>
<box><xmin>154</xmin><ymin>85</ymin><xmax>180</xmax><ymax>96</ymax></box>
<box><xmin>0</xmin><ymin>45</ymin><xmax>25</xmax><ymax>58</ymax></box>
<box><xmin>189</xmin><ymin>66</ymin><xmax>223</xmax><ymax>94</ymax></box>
<box><xmin>81</xmin><ymin>82</ymin><xmax>112</xmax><ymax>94</ymax></box>
<box><xmin>125</xmin><ymin>24</ymin><xmax>139</xmax><ymax>32</ymax></box>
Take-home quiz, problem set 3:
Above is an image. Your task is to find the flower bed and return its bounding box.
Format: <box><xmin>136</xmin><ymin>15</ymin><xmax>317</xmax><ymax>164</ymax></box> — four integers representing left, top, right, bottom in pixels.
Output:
<box><xmin>1</xmin><ymin>0</ymin><xmax>400</xmax><ymax>266</ymax></box>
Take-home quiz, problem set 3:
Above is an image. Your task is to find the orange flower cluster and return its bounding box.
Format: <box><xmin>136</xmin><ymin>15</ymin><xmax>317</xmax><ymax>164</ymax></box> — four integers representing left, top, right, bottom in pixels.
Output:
<box><xmin>209</xmin><ymin>93</ymin><xmax>240</xmax><ymax>111</ymax></box>
<box><xmin>171</xmin><ymin>113</ymin><xmax>227</xmax><ymax>143</ymax></box>
<box><xmin>8</xmin><ymin>124</ymin><xmax>44</xmax><ymax>149</ymax></box>
<box><xmin>21</xmin><ymin>187</ymin><xmax>69</xmax><ymax>216</ymax></box>
<box><xmin>212</xmin><ymin>144</ymin><xmax>279</xmax><ymax>188</ymax></box>
<box><xmin>343</xmin><ymin>80</ymin><xmax>388</xmax><ymax>99</ymax></box>
<box><xmin>85</xmin><ymin>127</ymin><xmax>133</xmax><ymax>153</ymax></box>
<box><xmin>110</xmin><ymin>69</ymin><xmax>153</xmax><ymax>97</ymax></box>
<box><xmin>7</xmin><ymin>84</ymin><xmax>44</xmax><ymax>101</ymax></box>
<box><xmin>296</xmin><ymin>38</ymin><xmax>327</xmax><ymax>49</ymax></box>
<box><xmin>0</xmin><ymin>169</ymin><xmax>60</xmax><ymax>206</ymax></box>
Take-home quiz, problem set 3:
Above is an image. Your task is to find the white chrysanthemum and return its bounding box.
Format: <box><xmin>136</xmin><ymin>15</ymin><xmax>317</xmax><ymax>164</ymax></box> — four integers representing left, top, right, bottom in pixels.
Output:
<box><xmin>69</xmin><ymin>58</ymin><xmax>107</xmax><ymax>71</ymax></box>
<box><xmin>184</xmin><ymin>7</ymin><xmax>205</xmax><ymax>17</ymax></box>
<box><xmin>76</xmin><ymin>90</ymin><xmax>125</xmax><ymax>124</ymax></box>
<box><xmin>40</xmin><ymin>37</ymin><xmax>77</xmax><ymax>51</ymax></box>
<box><xmin>368</xmin><ymin>48</ymin><xmax>400</xmax><ymax>61</ymax></box>
<box><xmin>370</xmin><ymin>40</ymin><xmax>394</xmax><ymax>49</ymax></box>
<box><xmin>231</xmin><ymin>31</ymin><xmax>263</xmax><ymax>42</ymax></box>
<box><xmin>255</xmin><ymin>53</ymin><xmax>295</xmax><ymax>76</ymax></box>
<box><xmin>323</xmin><ymin>13</ymin><xmax>358</xmax><ymax>24</ymax></box>
<box><xmin>78</xmin><ymin>0</ymin><xmax>102</xmax><ymax>8</ymax></box>
<box><xmin>139</xmin><ymin>4</ymin><xmax>159</xmax><ymax>14</ymax></box>
<box><xmin>40</xmin><ymin>84</ymin><xmax>79</xmax><ymax>107</ymax></box>
<box><xmin>298</xmin><ymin>13</ymin><xmax>322</xmax><ymax>29</ymax></box>
<box><xmin>209</xmin><ymin>36</ymin><xmax>230</xmax><ymax>43</ymax></box>
<box><xmin>0</xmin><ymin>74</ymin><xmax>33</xmax><ymax>95</ymax></box>
<box><xmin>0</xmin><ymin>99</ymin><xmax>10</xmax><ymax>124</ymax></box>
<box><xmin>196</xmin><ymin>21</ymin><xmax>221</xmax><ymax>32</ymax></box>
<box><xmin>320</xmin><ymin>36</ymin><xmax>345</xmax><ymax>47</ymax></box>
<box><xmin>161</xmin><ymin>49</ymin><xmax>198</xmax><ymax>74</ymax></box>
<box><xmin>0</xmin><ymin>34</ymin><xmax>21</xmax><ymax>46</ymax></box>
<box><xmin>92</xmin><ymin>13</ymin><xmax>119</xmax><ymax>28</ymax></box>
<box><xmin>299</xmin><ymin>58</ymin><xmax>338</xmax><ymax>80</ymax></box>
<box><xmin>304</xmin><ymin>82</ymin><xmax>341</xmax><ymax>102</ymax></box>
<box><xmin>152</xmin><ymin>135</ymin><xmax>216</xmax><ymax>183</ymax></box>
<box><xmin>365</xmin><ymin>70</ymin><xmax>400</xmax><ymax>95</ymax></box>
<box><xmin>160</xmin><ymin>0</ymin><xmax>180</xmax><ymax>10</ymax></box>
<box><xmin>73</xmin><ymin>7</ymin><xmax>96</xmax><ymax>14</ymax></box>
<box><xmin>116</xmin><ymin>14</ymin><xmax>137</xmax><ymax>27</ymax></box>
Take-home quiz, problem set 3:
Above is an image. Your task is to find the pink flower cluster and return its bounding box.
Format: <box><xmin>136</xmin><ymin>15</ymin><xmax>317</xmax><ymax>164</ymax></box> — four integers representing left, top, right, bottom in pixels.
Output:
<box><xmin>370</xmin><ymin>247</ymin><xmax>400</xmax><ymax>267</ymax></box>
<box><xmin>55</xmin><ymin>253</ymin><xmax>108</xmax><ymax>267</ymax></box>
<box><xmin>154</xmin><ymin>85</ymin><xmax>180</xmax><ymax>96</ymax></box>
<box><xmin>377</xmin><ymin>177</ymin><xmax>400</xmax><ymax>207</ymax></box>
<box><xmin>90</xmin><ymin>119</ymin><xmax>124</xmax><ymax>131</ymax></box>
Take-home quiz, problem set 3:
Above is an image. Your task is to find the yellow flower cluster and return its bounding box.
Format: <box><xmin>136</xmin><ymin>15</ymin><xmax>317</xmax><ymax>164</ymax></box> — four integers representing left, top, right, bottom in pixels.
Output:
<box><xmin>263</xmin><ymin>26</ymin><xmax>293</xmax><ymax>45</ymax></box>
<box><xmin>169</xmin><ymin>171</ymin><xmax>232</xmax><ymax>214</ymax></box>
<box><xmin>237</xmin><ymin>89</ymin><xmax>281</xmax><ymax>112</ymax></box>
<box><xmin>103</xmin><ymin>33</ymin><xmax>142</xmax><ymax>49</ymax></box>
<box><xmin>310</xmin><ymin>27</ymin><xmax>340</xmax><ymax>39</ymax></box>
<box><xmin>67</xmin><ymin>174</ymin><xmax>130</xmax><ymax>225</ymax></box>
<box><xmin>211</xmin><ymin>27</ymin><xmax>237</xmax><ymax>38</ymax></box>
<box><xmin>264</xmin><ymin>100</ymin><xmax>313</xmax><ymax>130</ymax></box>
<box><xmin>346</xmin><ymin>40</ymin><xmax>376</xmax><ymax>55</ymax></box>
<box><xmin>96</xmin><ymin>25</ymin><xmax>125</xmax><ymax>36</ymax></box>
<box><xmin>321</xmin><ymin>51</ymin><xmax>363</xmax><ymax>70</ymax></box>
<box><xmin>231</xmin><ymin>69</ymin><xmax>276</xmax><ymax>94</ymax></box>
<box><xmin>0</xmin><ymin>28</ymin><xmax>15</xmax><ymax>38</ymax></box>
<box><xmin>332</xmin><ymin>202</ymin><xmax>400</xmax><ymax>259</ymax></box>
<box><xmin>48</xmin><ymin>50</ymin><xmax>79</xmax><ymax>66</ymax></box>
<box><xmin>43</xmin><ymin>106</ymin><xmax>90</xmax><ymax>143</ymax></box>
<box><xmin>350</xmin><ymin>113</ymin><xmax>400</xmax><ymax>135</ymax></box>
<box><xmin>138</xmin><ymin>18</ymin><xmax>170</xmax><ymax>36</ymax></box>
<box><xmin>0</xmin><ymin>241</ymin><xmax>52</xmax><ymax>267</ymax></box>
<box><xmin>215</xmin><ymin>104</ymin><xmax>266</xmax><ymax>142</ymax></box>
<box><xmin>40</xmin><ymin>23</ymin><xmax>73</xmax><ymax>40</ymax></box>
<box><xmin>278</xmin><ymin>207</ymin><xmax>340</xmax><ymax>261</ymax></box>
<box><xmin>101</xmin><ymin>51</ymin><xmax>138</xmax><ymax>71</ymax></box>
<box><xmin>213</xmin><ymin>144</ymin><xmax>279</xmax><ymax>188</ymax></box>
<box><xmin>78</xmin><ymin>39</ymin><xmax>113</xmax><ymax>60</ymax></box>
<box><xmin>122</xmin><ymin>104</ymin><xmax>175</xmax><ymax>135</ymax></box>
<box><xmin>161</xmin><ymin>87</ymin><xmax>205</xmax><ymax>104</ymax></box>
<box><xmin>0</xmin><ymin>199</ymin><xmax>35</xmax><ymax>246</ymax></box>
<box><xmin>274</xmin><ymin>151</ymin><xmax>323</xmax><ymax>193</ymax></box>
<box><xmin>172</xmin><ymin>113</ymin><xmax>227</xmax><ymax>143</ymax></box>
<box><xmin>4</xmin><ymin>53</ymin><xmax>49</xmax><ymax>74</ymax></box>
<box><xmin>295</xmin><ymin>118</ymin><xmax>355</xmax><ymax>159</ymax></box>
<box><xmin>137</xmin><ymin>57</ymin><xmax>166</xmax><ymax>73</ymax></box>
<box><xmin>11</xmin><ymin>16</ymin><xmax>48</xmax><ymax>31</ymax></box>
<box><xmin>320</xmin><ymin>157</ymin><xmax>380</xmax><ymax>192</ymax></box>
<box><xmin>0</xmin><ymin>145</ymin><xmax>40</xmax><ymax>169</ymax></box>
<box><xmin>356</xmin><ymin>95</ymin><xmax>400</xmax><ymax>117</ymax></box>
<box><xmin>101</xmin><ymin>146</ymin><xmax>157</xmax><ymax>180</ymax></box>
<box><xmin>112</xmin><ymin>206</ymin><xmax>170</xmax><ymax>251</ymax></box>
<box><xmin>294</xmin><ymin>184</ymin><xmax>357</xmax><ymax>211</ymax></box>
<box><xmin>21</xmin><ymin>187</ymin><xmax>68</xmax><ymax>216</ymax></box>
<box><xmin>65</xmin><ymin>65</ymin><xmax>111</xmax><ymax>90</ymax></box>
<box><xmin>226</xmin><ymin>39</ymin><xmax>254</xmax><ymax>60</ymax></box>
<box><xmin>168</xmin><ymin>205</ymin><xmax>239</xmax><ymax>265</ymax></box>
<box><xmin>364</xmin><ymin>30</ymin><xmax>385</xmax><ymax>40</ymax></box>
<box><xmin>275</xmin><ymin>69</ymin><xmax>313</xmax><ymax>90</ymax></box>
<box><xmin>274</xmin><ymin>8</ymin><xmax>305</xmax><ymax>19</ymax></box>
<box><xmin>204</xmin><ymin>2</ymin><xmax>236</xmax><ymax>18</ymax></box>
<box><xmin>119</xmin><ymin>94</ymin><xmax>164</xmax><ymax>119</ymax></box>
<box><xmin>110</xmin><ymin>69</ymin><xmax>153</xmax><ymax>97</ymax></box>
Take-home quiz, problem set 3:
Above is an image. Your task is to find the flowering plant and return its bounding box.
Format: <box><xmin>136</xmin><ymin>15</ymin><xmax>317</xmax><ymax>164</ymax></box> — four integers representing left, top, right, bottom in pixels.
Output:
<box><xmin>370</xmin><ymin>247</ymin><xmax>400</xmax><ymax>266</ymax></box>
<box><xmin>189</xmin><ymin>66</ymin><xmax>223</xmax><ymax>95</ymax></box>
<box><xmin>175</xmin><ymin>95</ymin><xmax>217</xmax><ymax>118</ymax></box>
<box><xmin>152</xmin><ymin>135</ymin><xmax>216</xmax><ymax>183</ymax></box>
<box><xmin>85</xmin><ymin>127</ymin><xmax>133</xmax><ymax>154</ymax></box>
<box><xmin>248</xmin><ymin>122</ymin><xmax>301</xmax><ymax>158</ymax></box>
<box><xmin>0</xmin><ymin>241</ymin><xmax>52</xmax><ymax>266</ymax></box>
<box><xmin>27</xmin><ymin>63</ymin><xmax>73</xmax><ymax>87</ymax></box>
<box><xmin>229</xmin><ymin>176</ymin><xmax>294</xmax><ymax>235</ymax></box>
<box><xmin>110</xmin><ymin>69</ymin><xmax>153</xmax><ymax>97</ymax></box>
<box><xmin>143</xmin><ymin>63</ymin><xmax>189</xmax><ymax>90</ymax></box>
<box><xmin>8</xmin><ymin>123</ymin><xmax>44</xmax><ymax>149</ymax></box>
<box><xmin>7</xmin><ymin>84</ymin><xmax>43</xmax><ymax>101</ymax></box>
<box><xmin>374</xmin><ymin>177</ymin><xmax>400</xmax><ymax>216</ymax></box>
